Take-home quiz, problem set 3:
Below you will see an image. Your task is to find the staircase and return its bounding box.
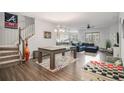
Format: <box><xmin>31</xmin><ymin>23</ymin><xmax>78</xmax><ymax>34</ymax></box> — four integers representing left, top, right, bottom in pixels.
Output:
<box><xmin>0</xmin><ymin>17</ymin><xmax>35</xmax><ymax>68</ymax></box>
<box><xmin>0</xmin><ymin>46</ymin><xmax>21</xmax><ymax>68</ymax></box>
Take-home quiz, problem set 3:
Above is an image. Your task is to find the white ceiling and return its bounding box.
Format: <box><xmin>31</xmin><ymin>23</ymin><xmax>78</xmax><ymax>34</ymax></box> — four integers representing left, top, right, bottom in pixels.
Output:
<box><xmin>19</xmin><ymin>12</ymin><xmax>119</xmax><ymax>29</ymax></box>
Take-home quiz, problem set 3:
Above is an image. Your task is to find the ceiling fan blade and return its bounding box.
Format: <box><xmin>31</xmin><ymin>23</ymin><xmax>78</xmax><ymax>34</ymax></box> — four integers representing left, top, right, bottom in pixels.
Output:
<box><xmin>80</xmin><ymin>24</ymin><xmax>100</xmax><ymax>30</ymax></box>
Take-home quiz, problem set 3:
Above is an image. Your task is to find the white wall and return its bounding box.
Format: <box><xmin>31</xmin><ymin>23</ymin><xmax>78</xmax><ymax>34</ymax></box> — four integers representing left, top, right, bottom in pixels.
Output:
<box><xmin>78</xmin><ymin>23</ymin><xmax>119</xmax><ymax>48</ymax></box>
<box><xmin>119</xmin><ymin>13</ymin><xmax>124</xmax><ymax>62</ymax></box>
<box><xmin>108</xmin><ymin>23</ymin><xmax>119</xmax><ymax>47</ymax></box>
<box><xmin>28</xmin><ymin>18</ymin><xmax>56</xmax><ymax>57</ymax></box>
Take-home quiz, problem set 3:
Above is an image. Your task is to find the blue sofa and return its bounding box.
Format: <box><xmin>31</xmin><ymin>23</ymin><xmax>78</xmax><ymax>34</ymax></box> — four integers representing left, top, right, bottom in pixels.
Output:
<box><xmin>72</xmin><ymin>43</ymin><xmax>99</xmax><ymax>53</ymax></box>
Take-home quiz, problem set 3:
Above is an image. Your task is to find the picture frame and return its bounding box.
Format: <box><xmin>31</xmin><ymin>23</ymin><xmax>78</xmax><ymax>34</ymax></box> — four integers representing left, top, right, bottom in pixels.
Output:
<box><xmin>44</xmin><ymin>31</ymin><xmax>51</xmax><ymax>39</ymax></box>
<box><xmin>4</xmin><ymin>12</ymin><xmax>18</xmax><ymax>29</ymax></box>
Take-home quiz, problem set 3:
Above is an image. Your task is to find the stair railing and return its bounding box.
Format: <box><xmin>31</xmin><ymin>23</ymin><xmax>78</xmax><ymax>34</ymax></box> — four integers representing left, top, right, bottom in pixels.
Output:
<box><xmin>18</xmin><ymin>27</ymin><xmax>25</xmax><ymax>60</ymax></box>
<box><xmin>18</xmin><ymin>24</ymin><xmax>35</xmax><ymax>61</ymax></box>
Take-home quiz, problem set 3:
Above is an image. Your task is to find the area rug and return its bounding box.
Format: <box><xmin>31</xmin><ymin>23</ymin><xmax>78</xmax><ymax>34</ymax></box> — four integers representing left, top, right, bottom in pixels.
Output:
<box><xmin>82</xmin><ymin>61</ymin><xmax>124</xmax><ymax>81</ymax></box>
<box><xmin>36</xmin><ymin>51</ymin><xmax>78</xmax><ymax>72</ymax></box>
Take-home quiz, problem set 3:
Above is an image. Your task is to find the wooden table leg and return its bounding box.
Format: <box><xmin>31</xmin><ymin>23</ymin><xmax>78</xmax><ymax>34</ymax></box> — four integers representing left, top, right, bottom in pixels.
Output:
<box><xmin>62</xmin><ymin>52</ymin><xmax>65</xmax><ymax>56</ymax></box>
<box><xmin>38</xmin><ymin>51</ymin><xmax>42</xmax><ymax>63</ymax></box>
<box><xmin>50</xmin><ymin>53</ymin><xmax>55</xmax><ymax>70</ymax></box>
<box><xmin>73</xmin><ymin>49</ymin><xmax>77</xmax><ymax>58</ymax></box>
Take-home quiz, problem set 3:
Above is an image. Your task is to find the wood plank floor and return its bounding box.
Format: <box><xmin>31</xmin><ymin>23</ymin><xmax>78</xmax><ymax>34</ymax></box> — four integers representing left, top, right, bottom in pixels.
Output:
<box><xmin>0</xmin><ymin>52</ymin><xmax>115</xmax><ymax>81</ymax></box>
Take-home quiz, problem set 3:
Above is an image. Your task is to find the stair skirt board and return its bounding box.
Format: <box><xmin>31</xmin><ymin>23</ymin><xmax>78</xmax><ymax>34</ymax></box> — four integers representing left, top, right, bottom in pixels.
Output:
<box><xmin>0</xmin><ymin>47</ymin><xmax>18</xmax><ymax>51</ymax></box>
<box><xmin>0</xmin><ymin>55</ymin><xmax>20</xmax><ymax>61</ymax></box>
<box><xmin>0</xmin><ymin>51</ymin><xmax>18</xmax><ymax>56</ymax></box>
<box><xmin>0</xmin><ymin>60</ymin><xmax>21</xmax><ymax>68</ymax></box>
<box><xmin>0</xmin><ymin>46</ymin><xmax>21</xmax><ymax>68</ymax></box>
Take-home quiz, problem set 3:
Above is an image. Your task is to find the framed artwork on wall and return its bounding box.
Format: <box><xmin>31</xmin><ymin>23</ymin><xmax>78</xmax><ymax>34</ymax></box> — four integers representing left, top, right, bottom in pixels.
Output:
<box><xmin>44</xmin><ymin>31</ymin><xmax>51</xmax><ymax>39</ymax></box>
<box><xmin>4</xmin><ymin>12</ymin><xmax>18</xmax><ymax>29</ymax></box>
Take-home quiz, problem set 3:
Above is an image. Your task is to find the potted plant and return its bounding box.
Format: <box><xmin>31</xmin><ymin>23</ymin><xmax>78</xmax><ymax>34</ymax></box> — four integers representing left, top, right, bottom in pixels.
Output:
<box><xmin>106</xmin><ymin>40</ymin><xmax>111</xmax><ymax>49</ymax></box>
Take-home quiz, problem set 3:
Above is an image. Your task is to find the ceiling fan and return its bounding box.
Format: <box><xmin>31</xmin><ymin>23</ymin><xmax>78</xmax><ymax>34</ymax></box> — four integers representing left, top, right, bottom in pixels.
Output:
<box><xmin>81</xmin><ymin>24</ymin><xmax>97</xmax><ymax>30</ymax></box>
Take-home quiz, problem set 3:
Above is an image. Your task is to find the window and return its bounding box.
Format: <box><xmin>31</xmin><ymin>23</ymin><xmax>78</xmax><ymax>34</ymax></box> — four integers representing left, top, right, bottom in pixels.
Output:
<box><xmin>55</xmin><ymin>28</ymin><xmax>79</xmax><ymax>45</ymax></box>
<box><xmin>70</xmin><ymin>33</ymin><xmax>78</xmax><ymax>43</ymax></box>
<box><xmin>85</xmin><ymin>32</ymin><xmax>100</xmax><ymax>43</ymax></box>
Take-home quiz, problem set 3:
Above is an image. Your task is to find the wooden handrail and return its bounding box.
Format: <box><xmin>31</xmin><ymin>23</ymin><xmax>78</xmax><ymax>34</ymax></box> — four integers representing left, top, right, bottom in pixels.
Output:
<box><xmin>19</xmin><ymin>27</ymin><xmax>25</xmax><ymax>60</ymax></box>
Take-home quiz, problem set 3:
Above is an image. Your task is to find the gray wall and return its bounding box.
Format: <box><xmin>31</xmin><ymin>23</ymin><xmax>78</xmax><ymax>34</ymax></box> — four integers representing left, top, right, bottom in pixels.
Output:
<box><xmin>119</xmin><ymin>13</ymin><xmax>124</xmax><ymax>62</ymax></box>
<box><xmin>0</xmin><ymin>12</ymin><xmax>35</xmax><ymax>45</ymax></box>
<box><xmin>0</xmin><ymin>12</ymin><xmax>18</xmax><ymax>45</ymax></box>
